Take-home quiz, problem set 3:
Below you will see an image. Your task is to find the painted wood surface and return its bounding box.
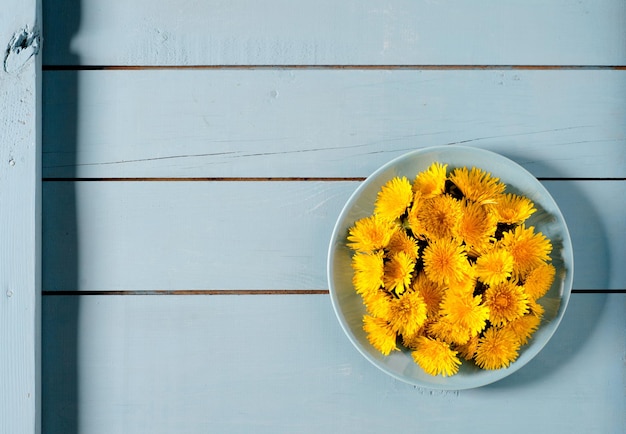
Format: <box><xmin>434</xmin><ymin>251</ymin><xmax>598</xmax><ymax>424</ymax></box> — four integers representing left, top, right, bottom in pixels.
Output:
<box><xmin>0</xmin><ymin>1</ymin><xmax>41</xmax><ymax>433</ymax></box>
<box><xmin>42</xmin><ymin>180</ymin><xmax>624</xmax><ymax>292</ymax></box>
<box><xmin>39</xmin><ymin>0</ymin><xmax>625</xmax><ymax>432</ymax></box>
<box><xmin>42</xmin><ymin>69</ymin><xmax>626</xmax><ymax>179</ymax></box>
<box><xmin>42</xmin><ymin>293</ymin><xmax>624</xmax><ymax>434</ymax></box>
<box><xmin>42</xmin><ymin>0</ymin><xmax>626</xmax><ymax>66</ymax></box>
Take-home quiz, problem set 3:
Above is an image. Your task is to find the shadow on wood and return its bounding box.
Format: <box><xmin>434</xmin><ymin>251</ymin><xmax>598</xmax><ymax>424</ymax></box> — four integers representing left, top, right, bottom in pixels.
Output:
<box><xmin>500</xmin><ymin>148</ymin><xmax>612</xmax><ymax>290</ymax></box>
<box><xmin>480</xmin><ymin>150</ymin><xmax>611</xmax><ymax>388</ymax></box>
<box><xmin>42</xmin><ymin>1</ymin><xmax>80</xmax><ymax>432</ymax></box>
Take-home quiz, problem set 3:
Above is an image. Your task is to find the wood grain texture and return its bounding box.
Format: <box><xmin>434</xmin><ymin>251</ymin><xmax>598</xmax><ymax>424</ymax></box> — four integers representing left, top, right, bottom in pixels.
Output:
<box><xmin>42</xmin><ymin>293</ymin><xmax>625</xmax><ymax>434</ymax></box>
<box><xmin>0</xmin><ymin>1</ymin><xmax>41</xmax><ymax>433</ymax></box>
<box><xmin>39</xmin><ymin>1</ymin><xmax>626</xmax><ymax>432</ymax></box>
<box><xmin>42</xmin><ymin>69</ymin><xmax>626</xmax><ymax>179</ymax></box>
<box><xmin>42</xmin><ymin>180</ymin><xmax>625</xmax><ymax>292</ymax></box>
<box><xmin>42</xmin><ymin>0</ymin><xmax>626</xmax><ymax>66</ymax></box>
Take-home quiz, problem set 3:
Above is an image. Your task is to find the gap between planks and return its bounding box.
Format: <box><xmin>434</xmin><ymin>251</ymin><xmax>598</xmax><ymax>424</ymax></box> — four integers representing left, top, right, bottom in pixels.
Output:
<box><xmin>43</xmin><ymin>177</ymin><xmax>367</xmax><ymax>182</ymax></box>
<box><xmin>41</xmin><ymin>289</ymin><xmax>625</xmax><ymax>296</ymax></box>
<box><xmin>42</xmin><ymin>65</ymin><xmax>626</xmax><ymax>71</ymax></box>
<box><xmin>42</xmin><ymin>177</ymin><xmax>626</xmax><ymax>182</ymax></box>
<box><xmin>43</xmin><ymin>290</ymin><xmax>330</xmax><ymax>296</ymax></box>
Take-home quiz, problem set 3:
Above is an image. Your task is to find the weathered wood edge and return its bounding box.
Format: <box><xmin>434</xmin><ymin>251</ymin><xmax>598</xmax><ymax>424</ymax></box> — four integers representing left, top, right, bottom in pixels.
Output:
<box><xmin>0</xmin><ymin>1</ymin><xmax>42</xmax><ymax>433</ymax></box>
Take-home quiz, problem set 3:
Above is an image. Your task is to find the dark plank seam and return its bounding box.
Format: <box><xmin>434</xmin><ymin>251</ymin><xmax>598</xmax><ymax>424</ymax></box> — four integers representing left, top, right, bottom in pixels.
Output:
<box><xmin>42</xmin><ymin>177</ymin><xmax>626</xmax><ymax>182</ymax></box>
<box><xmin>42</xmin><ymin>289</ymin><xmax>625</xmax><ymax>296</ymax></box>
<box><xmin>43</xmin><ymin>65</ymin><xmax>626</xmax><ymax>71</ymax></box>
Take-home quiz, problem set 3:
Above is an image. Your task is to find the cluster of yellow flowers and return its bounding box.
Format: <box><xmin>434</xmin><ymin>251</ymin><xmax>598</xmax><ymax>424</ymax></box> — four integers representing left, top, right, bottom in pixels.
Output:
<box><xmin>348</xmin><ymin>162</ymin><xmax>555</xmax><ymax>376</ymax></box>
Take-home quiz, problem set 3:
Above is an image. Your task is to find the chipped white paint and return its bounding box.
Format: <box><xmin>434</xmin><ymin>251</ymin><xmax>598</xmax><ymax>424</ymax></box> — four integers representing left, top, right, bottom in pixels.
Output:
<box><xmin>0</xmin><ymin>1</ymin><xmax>41</xmax><ymax>434</ymax></box>
<box><xmin>4</xmin><ymin>26</ymin><xmax>41</xmax><ymax>74</ymax></box>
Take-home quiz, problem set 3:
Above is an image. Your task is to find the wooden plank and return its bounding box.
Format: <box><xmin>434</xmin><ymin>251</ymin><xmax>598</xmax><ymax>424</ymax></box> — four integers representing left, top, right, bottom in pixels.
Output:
<box><xmin>0</xmin><ymin>1</ymin><xmax>41</xmax><ymax>433</ymax></box>
<box><xmin>42</xmin><ymin>0</ymin><xmax>626</xmax><ymax>66</ymax></box>
<box><xmin>41</xmin><ymin>293</ymin><xmax>625</xmax><ymax>434</ymax></box>
<box><xmin>42</xmin><ymin>180</ymin><xmax>625</xmax><ymax>292</ymax></box>
<box><xmin>42</xmin><ymin>69</ymin><xmax>626</xmax><ymax>179</ymax></box>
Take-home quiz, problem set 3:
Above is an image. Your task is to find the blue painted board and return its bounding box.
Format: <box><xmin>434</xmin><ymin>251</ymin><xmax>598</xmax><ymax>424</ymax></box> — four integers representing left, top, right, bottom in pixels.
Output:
<box><xmin>42</xmin><ymin>69</ymin><xmax>626</xmax><ymax>179</ymax></box>
<box><xmin>42</xmin><ymin>0</ymin><xmax>626</xmax><ymax>66</ymax></box>
<box><xmin>0</xmin><ymin>2</ymin><xmax>42</xmax><ymax>433</ymax></box>
<box><xmin>42</xmin><ymin>293</ymin><xmax>625</xmax><ymax>434</ymax></box>
<box><xmin>42</xmin><ymin>180</ymin><xmax>625</xmax><ymax>292</ymax></box>
<box><xmin>38</xmin><ymin>1</ymin><xmax>626</xmax><ymax>433</ymax></box>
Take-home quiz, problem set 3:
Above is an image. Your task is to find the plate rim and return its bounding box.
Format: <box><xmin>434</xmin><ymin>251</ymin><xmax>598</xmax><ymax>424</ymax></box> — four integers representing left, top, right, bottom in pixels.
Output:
<box><xmin>327</xmin><ymin>145</ymin><xmax>574</xmax><ymax>390</ymax></box>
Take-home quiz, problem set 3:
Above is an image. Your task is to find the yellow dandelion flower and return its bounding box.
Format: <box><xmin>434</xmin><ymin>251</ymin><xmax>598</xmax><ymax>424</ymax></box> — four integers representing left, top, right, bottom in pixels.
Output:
<box><xmin>412</xmin><ymin>336</ymin><xmax>461</xmax><ymax>377</ymax></box>
<box><xmin>527</xmin><ymin>298</ymin><xmax>545</xmax><ymax>319</ymax></box>
<box><xmin>346</xmin><ymin>161</ymin><xmax>555</xmax><ymax>374</ymax></box>
<box><xmin>413</xmin><ymin>162</ymin><xmax>448</xmax><ymax>199</ymax></box>
<box><xmin>427</xmin><ymin>317</ymin><xmax>473</xmax><ymax>345</ymax></box>
<box><xmin>402</xmin><ymin>334</ymin><xmax>420</xmax><ymax>350</ymax></box>
<box><xmin>387</xmin><ymin>290</ymin><xmax>428</xmax><ymax>337</ymax></box>
<box><xmin>417</xmin><ymin>195</ymin><xmax>463</xmax><ymax>240</ymax></box>
<box><xmin>474</xmin><ymin>249</ymin><xmax>514</xmax><ymax>286</ymax></box>
<box><xmin>440</xmin><ymin>287</ymin><xmax>490</xmax><ymax>339</ymax></box>
<box><xmin>362</xmin><ymin>289</ymin><xmax>392</xmax><ymax>319</ymax></box>
<box><xmin>492</xmin><ymin>193</ymin><xmax>536</xmax><ymax>224</ymax></box>
<box><xmin>501</xmin><ymin>225</ymin><xmax>552</xmax><ymax>276</ymax></box>
<box><xmin>363</xmin><ymin>315</ymin><xmax>398</xmax><ymax>356</ymax></box>
<box><xmin>405</xmin><ymin>193</ymin><xmax>426</xmax><ymax>238</ymax></box>
<box><xmin>402</xmin><ymin>325</ymin><xmax>429</xmax><ymax>350</ymax></box>
<box><xmin>374</xmin><ymin>176</ymin><xmax>414</xmax><ymax>222</ymax></box>
<box><xmin>387</xmin><ymin>229</ymin><xmax>419</xmax><ymax>260</ymax></box>
<box><xmin>484</xmin><ymin>281</ymin><xmax>529</xmax><ymax>326</ymax></box>
<box><xmin>455</xmin><ymin>333</ymin><xmax>480</xmax><ymax>361</ymax></box>
<box><xmin>475</xmin><ymin>327</ymin><xmax>521</xmax><ymax>370</ymax></box>
<box><xmin>524</xmin><ymin>262</ymin><xmax>556</xmax><ymax>300</ymax></box>
<box><xmin>457</xmin><ymin>200</ymin><xmax>497</xmax><ymax>251</ymax></box>
<box><xmin>449</xmin><ymin>166</ymin><xmax>505</xmax><ymax>205</ymax></box>
<box><xmin>383</xmin><ymin>251</ymin><xmax>415</xmax><ymax>295</ymax></box>
<box><xmin>423</xmin><ymin>238</ymin><xmax>471</xmax><ymax>285</ymax></box>
<box><xmin>503</xmin><ymin>313</ymin><xmax>541</xmax><ymax>346</ymax></box>
<box><xmin>412</xmin><ymin>272</ymin><xmax>445</xmax><ymax>317</ymax></box>
<box><xmin>351</xmin><ymin>251</ymin><xmax>384</xmax><ymax>297</ymax></box>
<box><xmin>348</xmin><ymin>215</ymin><xmax>397</xmax><ymax>252</ymax></box>
<box><xmin>447</xmin><ymin>271</ymin><xmax>479</xmax><ymax>295</ymax></box>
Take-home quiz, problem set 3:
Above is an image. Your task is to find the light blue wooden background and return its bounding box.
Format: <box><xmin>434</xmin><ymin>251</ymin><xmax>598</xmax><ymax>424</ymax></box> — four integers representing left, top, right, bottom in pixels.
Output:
<box><xmin>0</xmin><ymin>1</ymin><xmax>41</xmax><ymax>433</ymax></box>
<box><xmin>41</xmin><ymin>1</ymin><xmax>625</xmax><ymax>433</ymax></box>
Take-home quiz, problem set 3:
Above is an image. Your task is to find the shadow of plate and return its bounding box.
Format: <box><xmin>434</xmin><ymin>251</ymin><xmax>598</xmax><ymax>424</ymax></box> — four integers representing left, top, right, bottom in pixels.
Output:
<box><xmin>477</xmin><ymin>148</ymin><xmax>611</xmax><ymax>389</ymax></box>
<box><xmin>481</xmin><ymin>292</ymin><xmax>607</xmax><ymax>390</ymax></box>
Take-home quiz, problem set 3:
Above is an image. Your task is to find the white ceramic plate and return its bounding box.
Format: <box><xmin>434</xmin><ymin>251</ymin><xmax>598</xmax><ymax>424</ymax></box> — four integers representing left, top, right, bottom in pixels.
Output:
<box><xmin>327</xmin><ymin>146</ymin><xmax>574</xmax><ymax>389</ymax></box>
